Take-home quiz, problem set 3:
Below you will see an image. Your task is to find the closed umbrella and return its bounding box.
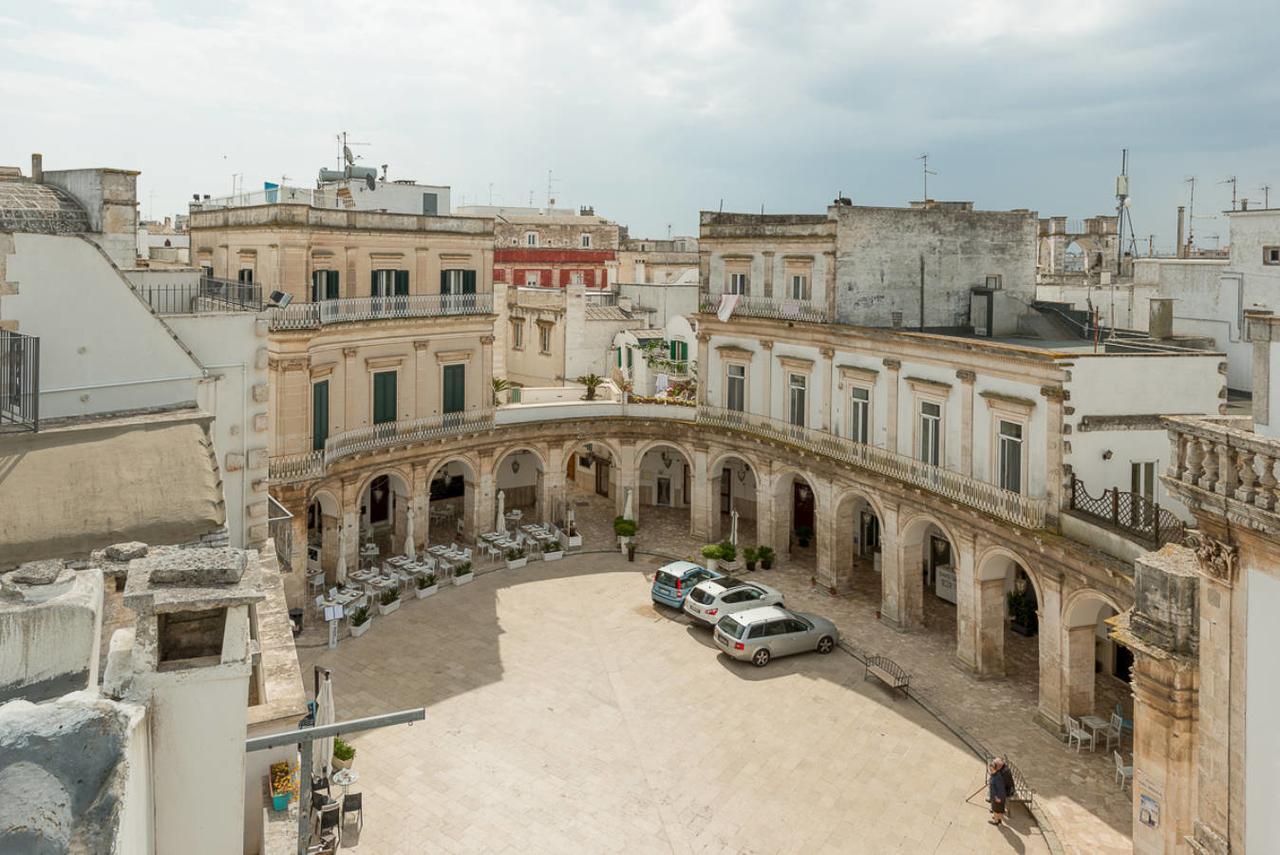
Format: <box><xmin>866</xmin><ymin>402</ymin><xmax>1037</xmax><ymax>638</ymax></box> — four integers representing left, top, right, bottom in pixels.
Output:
<box><xmin>404</xmin><ymin>504</ymin><xmax>416</xmax><ymax>560</ymax></box>
<box><xmin>496</xmin><ymin>490</ymin><xmax>506</xmax><ymax>533</ymax></box>
<box><xmin>730</xmin><ymin>509</ymin><xmax>739</xmax><ymax>546</ymax></box>
<box><xmin>315</xmin><ymin>670</ymin><xmax>336</xmax><ymax>777</ymax></box>
<box><xmin>623</xmin><ymin>487</ymin><xmax>634</xmax><ymax>521</ymax></box>
<box><xmin>335</xmin><ymin>524</ymin><xmax>348</xmax><ymax>586</ymax></box>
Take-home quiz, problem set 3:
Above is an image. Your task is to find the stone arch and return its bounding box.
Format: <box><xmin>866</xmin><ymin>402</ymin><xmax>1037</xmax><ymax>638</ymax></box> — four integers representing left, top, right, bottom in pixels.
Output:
<box><xmin>633</xmin><ymin>439</ymin><xmax>696</xmax><ymax>533</ymax></box>
<box><xmin>832</xmin><ymin>486</ymin><xmax>889</xmax><ymax>594</ymax></box>
<box><xmin>558</xmin><ymin>435</ymin><xmax>623</xmax><ymax>469</ymax></box>
<box><xmin>632</xmin><ymin>437</ymin><xmax>696</xmax><ymax>470</ymax></box>
<box><xmin>771</xmin><ymin>467</ymin><xmax>820</xmax><ymax>559</ymax></box>
<box><xmin>707</xmin><ymin>449</ymin><xmax>765</xmax><ymax>543</ymax></box>
<box><xmin>891</xmin><ymin>509</ymin><xmax>964</xmax><ymax>631</ymax></box>
<box><xmin>353</xmin><ymin>464</ymin><xmax>414</xmax><ymax>507</ymax></box>
<box><xmin>356</xmin><ymin>467</ymin><xmax>412</xmax><ymax>558</ymax></box>
<box><xmin>493</xmin><ymin>444</ymin><xmax>549</xmax><ymax>526</ymax></box>
<box><xmin>1061</xmin><ymin>587</ymin><xmax>1127</xmax><ymax>720</ymax></box>
<box><xmin>973</xmin><ymin>543</ymin><xmax>1044</xmax><ymax>680</ymax></box>
<box><xmin>424</xmin><ymin>454</ymin><xmax>481</xmax><ymax>545</ymax></box>
<box><xmin>491</xmin><ymin>442</ymin><xmax>550</xmax><ymax>475</ymax></box>
<box><xmin>305</xmin><ymin>486</ymin><xmax>344</xmax><ymax>576</ymax></box>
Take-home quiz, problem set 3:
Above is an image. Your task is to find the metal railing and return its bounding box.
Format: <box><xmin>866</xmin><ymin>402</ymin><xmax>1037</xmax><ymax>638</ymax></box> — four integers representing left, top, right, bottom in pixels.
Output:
<box><xmin>697</xmin><ymin>406</ymin><xmax>1047</xmax><ymax>529</ymax></box>
<box><xmin>269</xmin><ymin>293</ymin><xmax>494</xmax><ymax>330</ymax></box>
<box><xmin>583</xmin><ymin>291</ymin><xmax>619</xmax><ymax>307</ymax></box>
<box><xmin>142</xmin><ymin>276</ymin><xmax>265</xmax><ymax>314</ymax></box>
<box><xmin>0</xmin><ymin>330</ymin><xmax>39</xmax><ymax>432</ymax></box>
<box><xmin>699</xmin><ymin>293</ymin><xmax>832</xmax><ymax>324</ymax></box>
<box><xmin>267</xmin><ymin>495</ymin><xmax>294</xmax><ymax>572</ymax></box>
<box><xmin>1069</xmin><ymin>476</ymin><xmax>1185</xmax><ymax>547</ymax></box>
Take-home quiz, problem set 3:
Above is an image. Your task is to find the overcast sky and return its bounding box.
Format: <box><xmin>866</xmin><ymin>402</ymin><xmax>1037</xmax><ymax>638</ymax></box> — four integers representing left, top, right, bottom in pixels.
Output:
<box><xmin>3</xmin><ymin>0</ymin><xmax>1276</xmax><ymax>249</ymax></box>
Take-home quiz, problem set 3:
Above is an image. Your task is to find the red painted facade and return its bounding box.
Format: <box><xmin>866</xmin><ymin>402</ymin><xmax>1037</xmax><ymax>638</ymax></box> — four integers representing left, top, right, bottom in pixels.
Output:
<box><xmin>494</xmin><ymin>248</ymin><xmax>614</xmax><ymax>289</ymax></box>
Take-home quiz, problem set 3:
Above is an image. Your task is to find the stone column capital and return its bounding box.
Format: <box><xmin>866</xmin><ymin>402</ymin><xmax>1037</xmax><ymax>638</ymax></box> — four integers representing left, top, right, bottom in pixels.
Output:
<box><xmin>956</xmin><ymin>369</ymin><xmax>976</xmax><ymax>383</ymax></box>
<box><xmin>1184</xmin><ymin>530</ymin><xmax>1238</xmax><ymax>585</ymax></box>
<box><xmin>759</xmin><ymin>339</ymin><xmax>775</xmax><ymax>350</ymax></box>
<box><xmin>413</xmin><ymin>340</ymin><xmax>431</xmax><ymax>351</ymax></box>
<box><xmin>882</xmin><ymin>358</ymin><xmax>901</xmax><ymax>371</ymax></box>
<box><xmin>480</xmin><ymin>335</ymin><xmax>495</xmax><ymax>346</ymax></box>
<box><xmin>819</xmin><ymin>346</ymin><xmax>835</xmax><ymax>359</ymax></box>
<box><xmin>1040</xmin><ymin>384</ymin><xmax>1066</xmax><ymax>401</ymax></box>
<box><xmin>342</xmin><ymin>346</ymin><xmax>358</xmax><ymax>359</ymax></box>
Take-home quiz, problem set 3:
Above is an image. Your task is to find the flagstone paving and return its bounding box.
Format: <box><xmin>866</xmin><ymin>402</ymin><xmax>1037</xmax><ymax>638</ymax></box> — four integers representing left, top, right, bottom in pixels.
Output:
<box><xmin>297</xmin><ymin>551</ymin><xmax>1057</xmax><ymax>854</ymax></box>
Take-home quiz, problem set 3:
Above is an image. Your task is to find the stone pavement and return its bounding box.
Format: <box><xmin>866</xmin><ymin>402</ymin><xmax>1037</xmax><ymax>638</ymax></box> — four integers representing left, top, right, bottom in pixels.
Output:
<box><xmin>296</xmin><ymin>552</ymin><xmax>1050</xmax><ymax>854</ymax></box>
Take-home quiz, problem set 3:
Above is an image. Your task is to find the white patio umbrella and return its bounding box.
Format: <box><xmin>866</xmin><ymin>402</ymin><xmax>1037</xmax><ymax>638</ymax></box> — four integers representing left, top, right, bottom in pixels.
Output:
<box><xmin>315</xmin><ymin>670</ymin><xmax>336</xmax><ymax>777</ymax></box>
<box><xmin>566</xmin><ymin>506</ymin><xmax>575</xmax><ymax>532</ymax></box>
<box><xmin>730</xmin><ymin>509</ymin><xmax>739</xmax><ymax>546</ymax></box>
<box><xmin>404</xmin><ymin>504</ymin><xmax>416</xmax><ymax>560</ymax></box>
<box><xmin>623</xmin><ymin>487</ymin><xmax>634</xmax><ymax>520</ymax></box>
<box><xmin>335</xmin><ymin>524</ymin><xmax>348</xmax><ymax>586</ymax></box>
<box><xmin>496</xmin><ymin>490</ymin><xmax>506</xmax><ymax>533</ymax></box>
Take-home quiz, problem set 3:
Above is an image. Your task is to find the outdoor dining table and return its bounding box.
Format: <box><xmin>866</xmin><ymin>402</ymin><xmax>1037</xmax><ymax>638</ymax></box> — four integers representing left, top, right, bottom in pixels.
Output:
<box><xmin>1081</xmin><ymin>714</ymin><xmax>1111</xmax><ymax>750</ymax></box>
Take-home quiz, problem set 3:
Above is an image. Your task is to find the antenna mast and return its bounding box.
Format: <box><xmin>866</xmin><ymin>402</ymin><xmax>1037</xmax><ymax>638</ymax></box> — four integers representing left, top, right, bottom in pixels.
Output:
<box><xmin>1220</xmin><ymin>176</ymin><xmax>1238</xmax><ymax>211</ymax></box>
<box><xmin>1185</xmin><ymin>176</ymin><xmax>1197</xmax><ymax>253</ymax></box>
<box><xmin>1261</xmin><ymin>184</ymin><xmax>1272</xmax><ymax>209</ymax></box>
<box><xmin>916</xmin><ymin>153</ymin><xmax>937</xmax><ymax>201</ymax></box>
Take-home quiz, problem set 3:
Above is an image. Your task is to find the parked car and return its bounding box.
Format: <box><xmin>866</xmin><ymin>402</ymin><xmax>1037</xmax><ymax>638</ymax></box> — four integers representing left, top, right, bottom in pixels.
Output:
<box><xmin>683</xmin><ymin>577</ymin><xmax>783</xmax><ymax>626</ymax></box>
<box><xmin>713</xmin><ymin>606</ymin><xmax>839</xmax><ymax>667</ymax></box>
<box><xmin>651</xmin><ymin>560</ymin><xmax>723</xmax><ymax>608</ymax></box>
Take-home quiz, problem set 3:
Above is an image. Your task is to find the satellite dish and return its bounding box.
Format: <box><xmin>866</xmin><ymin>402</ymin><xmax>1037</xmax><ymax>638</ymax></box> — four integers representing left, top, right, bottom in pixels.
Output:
<box><xmin>365</xmin><ymin>173</ymin><xmax>376</xmax><ymax>191</ymax></box>
<box><xmin>343</xmin><ymin>145</ymin><xmax>354</xmax><ymax>166</ymax></box>
<box><xmin>269</xmin><ymin>290</ymin><xmax>292</xmax><ymax>307</ymax></box>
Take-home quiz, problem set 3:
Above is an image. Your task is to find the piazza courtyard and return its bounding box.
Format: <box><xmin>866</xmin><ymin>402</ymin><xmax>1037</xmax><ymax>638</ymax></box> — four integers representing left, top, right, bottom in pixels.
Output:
<box><xmin>296</xmin><ymin>488</ymin><xmax>1134</xmax><ymax>854</ymax></box>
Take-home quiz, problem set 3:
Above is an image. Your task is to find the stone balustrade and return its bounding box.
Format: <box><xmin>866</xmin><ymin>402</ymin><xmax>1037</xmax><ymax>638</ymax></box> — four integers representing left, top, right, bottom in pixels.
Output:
<box><xmin>268</xmin><ymin>293</ymin><xmax>494</xmax><ymax>330</ymax></box>
<box><xmin>1165</xmin><ymin>415</ymin><xmax>1280</xmax><ymax>529</ymax></box>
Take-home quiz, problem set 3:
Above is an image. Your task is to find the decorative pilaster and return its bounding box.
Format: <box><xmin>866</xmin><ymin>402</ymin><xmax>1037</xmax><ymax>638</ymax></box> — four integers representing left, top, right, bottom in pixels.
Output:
<box><xmin>696</xmin><ymin>332</ymin><xmax>711</xmax><ymax>406</ymax></box>
<box><xmin>480</xmin><ymin>335</ymin><xmax>495</xmax><ymax>411</ymax></box>
<box><xmin>956</xmin><ymin>369</ymin><xmax>976</xmax><ymax>477</ymax></box>
<box><xmin>760</xmin><ymin>339</ymin><xmax>775</xmax><ymax>421</ymax></box>
<box><xmin>883</xmin><ymin>359</ymin><xmax>902</xmax><ymax>454</ymax></box>
<box><xmin>342</xmin><ymin>346</ymin><xmax>359</xmax><ymax>430</ymax></box>
<box><xmin>819</xmin><ymin>347</ymin><xmax>835</xmax><ymax>433</ymax></box>
<box><xmin>1040</xmin><ymin>384</ymin><xmax>1066</xmax><ymax>525</ymax></box>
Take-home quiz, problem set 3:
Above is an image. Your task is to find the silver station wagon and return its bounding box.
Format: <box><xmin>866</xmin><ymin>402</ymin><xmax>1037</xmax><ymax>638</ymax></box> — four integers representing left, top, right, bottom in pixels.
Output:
<box><xmin>713</xmin><ymin>606</ymin><xmax>839</xmax><ymax>667</ymax></box>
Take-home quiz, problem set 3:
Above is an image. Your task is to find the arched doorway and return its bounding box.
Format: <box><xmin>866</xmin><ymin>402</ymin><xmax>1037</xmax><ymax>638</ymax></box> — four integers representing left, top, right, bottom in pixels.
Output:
<box><xmin>834</xmin><ymin>490</ymin><xmax>883</xmax><ymax>596</ymax></box>
<box><xmin>709</xmin><ymin>453</ymin><xmax>758</xmax><ymax>545</ymax></box>
<box><xmin>359</xmin><ymin>470</ymin><xmax>410</xmax><ymax>564</ymax></box>
<box><xmin>974</xmin><ymin>549</ymin><xmax>1042</xmax><ymax>682</ymax></box>
<box><xmin>773</xmin><ymin>471</ymin><xmax>817</xmax><ymax>563</ymax></box>
<box><xmin>426</xmin><ymin>458</ymin><xmax>477</xmax><ymax>547</ymax></box>
<box><xmin>636</xmin><ymin>443</ymin><xmax>694</xmax><ymax>535</ymax></box>
<box><xmin>1063</xmin><ymin>590</ymin><xmax>1131</xmax><ymax>730</ymax></box>
<box><xmin>560</xmin><ymin>439</ymin><xmax>619</xmax><ymax>547</ymax></box>
<box><xmin>896</xmin><ymin>514</ymin><xmax>958</xmax><ymax>632</ymax></box>
<box><xmin>306</xmin><ymin>489</ymin><xmax>342</xmax><ymax>582</ymax></box>
<box><xmin>494</xmin><ymin>447</ymin><xmax>546</xmax><ymax>531</ymax></box>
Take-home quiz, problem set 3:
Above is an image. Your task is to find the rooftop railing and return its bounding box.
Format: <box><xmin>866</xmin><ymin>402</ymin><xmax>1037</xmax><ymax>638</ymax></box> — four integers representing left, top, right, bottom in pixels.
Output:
<box><xmin>1069</xmin><ymin>475</ymin><xmax>1185</xmax><ymax>547</ymax></box>
<box><xmin>143</xmin><ymin>276</ymin><xmax>265</xmax><ymax>314</ymax></box>
<box><xmin>699</xmin><ymin>292</ymin><xmax>831</xmax><ymax>324</ymax></box>
<box><xmin>0</xmin><ymin>330</ymin><xmax>39</xmax><ymax>432</ymax></box>
<box><xmin>269</xmin><ymin>293</ymin><xmax>494</xmax><ymax>330</ymax></box>
<box><xmin>697</xmin><ymin>405</ymin><xmax>1048</xmax><ymax>529</ymax></box>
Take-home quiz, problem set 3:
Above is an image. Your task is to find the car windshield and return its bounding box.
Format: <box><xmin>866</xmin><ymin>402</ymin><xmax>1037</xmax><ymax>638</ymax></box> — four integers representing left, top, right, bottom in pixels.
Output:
<box><xmin>717</xmin><ymin>616</ymin><xmax>746</xmax><ymax>639</ymax></box>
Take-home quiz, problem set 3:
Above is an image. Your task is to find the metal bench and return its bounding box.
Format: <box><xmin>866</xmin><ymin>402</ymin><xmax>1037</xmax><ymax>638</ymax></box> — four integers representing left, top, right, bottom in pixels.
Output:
<box><xmin>863</xmin><ymin>655</ymin><xmax>911</xmax><ymax>698</ymax></box>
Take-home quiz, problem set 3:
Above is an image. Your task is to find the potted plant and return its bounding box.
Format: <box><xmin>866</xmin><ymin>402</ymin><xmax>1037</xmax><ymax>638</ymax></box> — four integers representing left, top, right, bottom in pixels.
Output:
<box><xmin>269</xmin><ymin>761</ymin><xmax>297</xmax><ymax>812</ymax></box>
<box><xmin>626</xmin><ymin>540</ymin><xmax>637</xmax><ymax>562</ymax></box>
<box><xmin>757</xmin><ymin>546</ymin><xmax>775</xmax><ymax>570</ymax></box>
<box><xmin>613</xmin><ymin>517</ymin><xmax>637</xmax><ymax>552</ymax></box>
<box><xmin>576</xmin><ymin>373</ymin><xmax>605</xmax><ymax>401</ymax></box>
<box><xmin>415</xmin><ymin>572</ymin><xmax>438</xmax><ymax>599</ymax></box>
<box><xmin>349</xmin><ymin>605</ymin><xmax>372</xmax><ymax>637</ymax></box>
<box><xmin>492</xmin><ymin>377</ymin><xmax>511</xmax><ymax>406</ymax></box>
<box><xmin>543</xmin><ymin>539</ymin><xmax>564</xmax><ymax>561</ymax></box>
<box><xmin>332</xmin><ymin>738</ymin><xmax>356</xmax><ymax>771</ymax></box>
<box><xmin>743</xmin><ymin>546</ymin><xmax>758</xmax><ymax>572</ymax></box>
<box><xmin>716</xmin><ymin>540</ymin><xmax>739</xmax><ymax>572</ymax></box>
<box><xmin>700</xmin><ymin>543</ymin><xmax>723</xmax><ymax>572</ymax></box>
<box><xmin>377</xmin><ymin>587</ymin><xmax>401</xmax><ymax>616</ymax></box>
<box><xmin>795</xmin><ymin>526</ymin><xmax>814</xmax><ymax>548</ymax></box>
<box><xmin>505</xmin><ymin>548</ymin><xmax>527</xmax><ymax>570</ymax></box>
<box><xmin>566</xmin><ymin>524</ymin><xmax>582</xmax><ymax>549</ymax></box>
<box><xmin>453</xmin><ymin>562</ymin><xmax>474</xmax><ymax>585</ymax></box>
<box><xmin>1007</xmin><ymin>590</ymin><xmax>1039</xmax><ymax>637</ymax></box>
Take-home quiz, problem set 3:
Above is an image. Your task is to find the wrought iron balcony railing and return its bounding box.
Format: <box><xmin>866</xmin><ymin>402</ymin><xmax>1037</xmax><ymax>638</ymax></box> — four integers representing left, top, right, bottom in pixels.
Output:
<box><xmin>1069</xmin><ymin>475</ymin><xmax>1185</xmax><ymax>547</ymax></box>
<box><xmin>142</xmin><ymin>276</ymin><xmax>265</xmax><ymax>314</ymax></box>
<box><xmin>696</xmin><ymin>406</ymin><xmax>1048</xmax><ymax>529</ymax></box>
<box><xmin>0</xmin><ymin>330</ymin><xmax>39</xmax><ymax>432</ymax></box>
<box><xmin>699</xmin><ymin>292</ymin><xmax>831</xmax><ymax>323</ymax></box>
<box><xmin>269</xmin><ymin>293</ymin><xmax>494</xmax><ymax>330</ymax></box>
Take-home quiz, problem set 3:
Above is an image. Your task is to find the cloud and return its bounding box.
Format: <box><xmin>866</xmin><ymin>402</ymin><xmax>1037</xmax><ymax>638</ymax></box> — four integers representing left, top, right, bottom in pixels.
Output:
<box><xmin>1</xmin><ymin>0</ymin><xmax>1276</xmax><ymax>244</ymax></box>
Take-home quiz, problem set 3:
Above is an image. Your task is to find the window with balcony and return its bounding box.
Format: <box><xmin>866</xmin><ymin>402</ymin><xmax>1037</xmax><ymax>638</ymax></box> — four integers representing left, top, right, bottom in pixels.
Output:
<box><xmin>311</xmin><ymin>270</ymin><xmax>339</xmax><ymax>301</ymax></box>
<box><xmin>312</xmin><ymin>380</ymin><xmax>329</xmax><ymax>451</ymax></box>
<box><xmin>372</xmin><ymin>371</ymin><xmax>397</xmax><ymax>424</ymax></box>
<box><xmin>569</xmin><ymin>271</ymin><xmax>585</xmax><ymax>286</ymax></box>
<box><xmin>788</xmin><ymin>273</ymin><xmax>809</xmax><ymax>300</ymax></box>
<box><xmin>372</xmin><ymin>269</ymin><xmax>408</xmax><ymax>296</ymax></box>
<box><xmin>524</xmin><ymin>271</ymin><xmax>542</xmax><ymax>287</ymax></box>
<box><xmin>728</xmin><ymin>272</ymin><xmax>748</xmax><ymax>295</ymax></box>
<box><xmin>918</xmin><ymin>401</ymin><xmax>941</xmax><ymax>465</ymax></box>
<box><xmin>726</xmin><ymin>364</ymin><xmax>746</xmax><ymax>412</ymax></box>
<box><xmin>788</xmin><ymin>374</ymin><xmax>807</xmax><ymax>427</ymax></box>
<box><xmin>440</xmin><ymin>269</ymin><xmax>476</xmax><ymax>294</ymax></box>
<box><xmin>442</xmin><ymin>364</ymin><xmax>465</xmax><ymax>415</ymax></box>
<box><xmin>850</xmin><ymin>386</ymin><xmax>870</xmax><ymax>443</ymax></box>
<box><xmin>997</xmin><ymin>419</ymin><xmax>1023</xmax><ymax>493</ymax></box>
<box><xmin>238</xmin><ymin>268</ymin><xmax>254</xmax><ymax>285</ymax></box>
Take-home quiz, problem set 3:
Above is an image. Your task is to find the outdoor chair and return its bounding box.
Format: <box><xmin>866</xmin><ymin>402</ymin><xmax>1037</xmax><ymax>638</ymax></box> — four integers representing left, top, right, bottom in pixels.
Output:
<box><xmin>316</xmin><ymin>802</ymin><xmax>341</xmax><ymax>843</ymax></box>
<box><xmin>342</xmin><ymin>792</ymin><xmax>364</xmax><ymax>829</ymax></box>
<box><xmin>1103</xmin><ymin>713</ymin><xmax>1124</xmax><ymax>752</ymax></box>
<box><xmin>306</xmin><ymin>836</ymin><xmax>337</xmax><ymax>855</ymax></box>
<box><xmin>311</xmin><ymin>775</ymin><xmax>330</xmax><ymax>797</ymax></box>
<box><xmin>1066</xmin><ymin>716</ymin><xmax>1094</xmax><ymax>753</ymax></box>
<box><xmin>1114</xmin><ymin>703</ymin><xmax>1135</xmax><ymax>736</ymax></box>
<box><xmin>1114</xmin><ymin>751</ymin><xmax>1134</xmax><ymax>790</ymax></box>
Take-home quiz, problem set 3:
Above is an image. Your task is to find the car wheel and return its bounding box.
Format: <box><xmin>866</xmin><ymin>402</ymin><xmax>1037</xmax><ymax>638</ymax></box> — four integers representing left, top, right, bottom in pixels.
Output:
<box><xmin>752</xmin><ymin>648</ymin><xmax>771</xmax><ymax>667</ymax></box>
<box><xmin>816</xmin><ymin>635</ymin><xmax>835</xmax><ymax>654</ymax></box>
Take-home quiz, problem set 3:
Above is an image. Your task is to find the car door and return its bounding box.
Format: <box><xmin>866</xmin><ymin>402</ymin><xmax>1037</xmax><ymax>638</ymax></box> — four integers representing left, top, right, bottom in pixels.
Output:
<box><xmin>781</xmin><ymin>618</ymin><xmax>812</xmax><ymax>655</ymax></box>
<box><xmin>746</xmin><ymin>585</ymin><xmax>779</xmax><ymax>608</ymax></box>
<box><xmin>720</xmin><ymin>589</ymin><xmax>749</xmax><ymax>614</ymax></box>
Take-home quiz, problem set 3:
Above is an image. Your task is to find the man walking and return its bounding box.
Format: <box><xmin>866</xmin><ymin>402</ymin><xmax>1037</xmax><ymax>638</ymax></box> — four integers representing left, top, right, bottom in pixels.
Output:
<box><xmin>988</xmin><ymin>757</ymin><xmax>1012</xmax><ymax>826</ymax></box>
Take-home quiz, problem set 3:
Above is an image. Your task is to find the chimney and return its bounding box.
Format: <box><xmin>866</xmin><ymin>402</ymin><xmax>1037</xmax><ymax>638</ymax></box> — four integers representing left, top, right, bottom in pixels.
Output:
<box><xmin>1241</xmin><ymin>199</ymin><xmax>1250</xmax><ymax>212</ymax></box>
<box><xmin>1175</xmin><ymin>206</ymin><xmax>1186</xmax><ymax>258</ymax></box>
<box><xmin>1149</xmin><ymin>298</ymin><xmax>1175</xmax><ymax>340</ymax></box>
<box><xmin>31</xmin><ymin>153</ymin><xmax>43</xmax><ymax>183</ymax></box>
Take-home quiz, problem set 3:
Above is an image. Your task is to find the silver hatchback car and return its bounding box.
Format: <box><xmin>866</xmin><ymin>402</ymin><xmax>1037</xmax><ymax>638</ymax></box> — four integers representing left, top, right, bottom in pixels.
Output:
<box><xmin>683</xmin><ymin>577</ymin><xmax>784</xmax><ymax>626</ymax></box>
<box><xmin>713</xmin><ymin>606</ymin><xmax>839</xmax><ymax>667</ymax></box>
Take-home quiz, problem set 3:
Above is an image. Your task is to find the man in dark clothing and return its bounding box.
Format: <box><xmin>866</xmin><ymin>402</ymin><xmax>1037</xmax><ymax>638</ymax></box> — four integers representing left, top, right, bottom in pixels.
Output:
<box><xmin>988</xmin><ymin>757</ymin><xmax>1012</xmax><ymax>826</ymax></box>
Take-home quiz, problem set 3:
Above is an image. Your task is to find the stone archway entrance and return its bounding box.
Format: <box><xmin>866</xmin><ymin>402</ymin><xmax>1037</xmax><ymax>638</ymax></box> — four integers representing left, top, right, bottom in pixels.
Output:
<box><xmin>709</xmin><ymin>455</ymin><xmax>758</xmax><ymax>546</ymax></box>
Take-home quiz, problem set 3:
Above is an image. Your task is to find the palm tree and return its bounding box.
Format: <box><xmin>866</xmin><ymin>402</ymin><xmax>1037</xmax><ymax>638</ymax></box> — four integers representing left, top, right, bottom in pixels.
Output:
<box><xmin>576</xmin><ymin>373</ymin><xmax>604</xmax><ymax>401</ymax></box>
<box><xmin>492</xmin><ymin>377</ymin><xmax>511</xmax><ymax>406</ymax></box>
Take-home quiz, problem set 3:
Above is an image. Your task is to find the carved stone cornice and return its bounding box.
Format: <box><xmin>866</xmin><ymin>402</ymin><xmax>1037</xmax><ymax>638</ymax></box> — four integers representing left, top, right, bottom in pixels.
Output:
<box><xmin>1184</xmin><ymin>530</ymin><xmax>1238</xmax><ymax>585</ymax></box>
<box><xmin>1040</xmin><ymin>385</ymin><xmax>1066</xmax><ymax>401</ymax></box>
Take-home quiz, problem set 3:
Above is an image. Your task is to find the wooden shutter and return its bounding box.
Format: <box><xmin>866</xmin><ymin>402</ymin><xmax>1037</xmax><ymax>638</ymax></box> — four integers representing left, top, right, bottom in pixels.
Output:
<box><xmin>462</xmin><ymin>270</ymin><xmax>476</xmax><ymax>294</ymax></box>
<box><xmin>373</xmin><ymin>371</ymin><xmax>397</xmax><ymax>424</ymax></box>
<box><xmin>327</xmin><ymin>270</ymin><xmax>340</xmax><ymax>300</ymax></box>
<box><xmin>395</xmin><ymin>270</ymin><xmax>409</xmax><ymax>295</ymax></box>
<box><xmin>442</xmin><ymin>364</ymin><xmax>465</xmax><ymax>414</ymax></box>
<box><xmin>312</xmin><ymin>381</ymin><xmax>329</xmax><ymax>451</ymax></box>
<box><xmin>440</xmin><ymin>269</ymin><xmax>450</xmax><ymax>294</ymax></box>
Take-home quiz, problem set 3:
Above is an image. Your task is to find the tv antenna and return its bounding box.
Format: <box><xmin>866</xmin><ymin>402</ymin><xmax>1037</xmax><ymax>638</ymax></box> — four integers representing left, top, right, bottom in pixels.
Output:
<box><xmin>916</xmin><ymin>153</ymin><xmax>937</xmax><ymax>201</ymax></box>
<box><xmin>1260</xmin><ymin>184</ymin><xmax>1272</xmax><ymax>209</ymax></box>
<box><xmin>1220</xmin><ymin>176</ymin><xmax>1238</xmax><ymax>211</ymax></box>
<box><xmin>546</xmin><ymin>170</ymin><xmax>558</xmax><ymax>209</ymax></box>
<box><xmin>1184</xmin><ymin>176</ymin><xmax>1197</xmax><ymax>252</ymax></box>
<box><xmin>336</xmin><ymin>132</ymin><xmax>369</xmax><ymax>170</ymax></box>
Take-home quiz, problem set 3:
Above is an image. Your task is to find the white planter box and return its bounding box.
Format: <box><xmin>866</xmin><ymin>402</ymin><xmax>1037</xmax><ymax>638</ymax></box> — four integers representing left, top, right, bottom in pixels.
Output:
<box><xmin>453</xmin><ymin>573</ymin><xmax>474</xmax><ymax>586</ymax></box>
<box><xmin>377</xmin><ymin>599</ymin><xmax>401</xmax><ymax>616</ymax></box>
<box><xmin>542</xmin><ymin>550</ymin><xmax>564</xmax><ymax>561</ymax></box>
<box><xmin>414</xmin><ymin>584</ymin><xmax>438</xmax><ymax>599</ymax></box>
<box><xmin>351</xmin><ymin>619</ymin><xmax>372</xmax><ymax>637</ymax></box>
<box><xmin>506</xmin><ymin>557</ymin><xmax>528</xmax><ymax>570</ymax></box>
<box><xmin>704</xmin><ymin>558</ymin><xmax>718</xmax><ymax>573</ymax></box>
<box><xmin>567</xmin><ymin>535</ymin><xmax>583</xmax><ymax>548</ymax></box>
